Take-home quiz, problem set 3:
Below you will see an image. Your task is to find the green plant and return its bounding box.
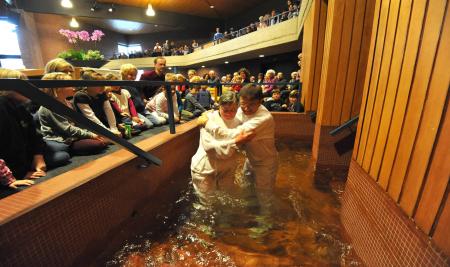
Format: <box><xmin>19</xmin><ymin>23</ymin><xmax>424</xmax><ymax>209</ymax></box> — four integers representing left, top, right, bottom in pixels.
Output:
<box><xmin>83</xmin><ymin>50</ymin><xmax>104</xmax><ymax>60</ymax></box>
<box><xmin>57</xmin><ymin>29</ymin><xmax>106</xmax><ymax>61</ymax></box>
<box><xmin>57</xmin><ymin>49</ymin><xmax>85</xmax><ymax>61</ymax></box>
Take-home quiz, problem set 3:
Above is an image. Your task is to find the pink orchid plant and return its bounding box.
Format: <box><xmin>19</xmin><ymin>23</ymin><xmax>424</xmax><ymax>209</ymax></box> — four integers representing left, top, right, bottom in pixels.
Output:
<box><xmin>58</xmin><ymin>29</ymin><xmax>106</xmax><ymax>61</ymax></box>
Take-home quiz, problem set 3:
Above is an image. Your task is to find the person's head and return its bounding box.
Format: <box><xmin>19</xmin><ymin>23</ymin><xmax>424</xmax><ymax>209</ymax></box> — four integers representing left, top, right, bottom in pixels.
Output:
<box><xmin>216</xmin><ymin>27</ymin><xmax>220</xmax><ymax>33</ymax></box>
<box><xmin>0</xmin><ymin>68</ymin><xmax>28</xmax><ymax>102</ymax></box>
<box><xmin>291</xmin><ymin>71</ymin><xmax>298</xmax><ymax>80</ymax></box>
<box><xmin>105</xmin><ymin>73</ymin><xmax>121</xmax><ymax>92</ymax></box>
<box><xmin>120</xmin><ymin>63</ymin><xmax>138</xmax><ymax>80</ymax></box>
<box><xmin>41</xmin><ymin>72</ymin><xmax>74</xmax><ymax>101</ymax></box>
<box><xmin>271</xmin><ymin>10</ymin><xmax>276</xmax><ymax>16</ymax></box>
<box><xmin>208</xmin><ymin>70</ymin><xmax>216</xmax><ymax>78</ymax></box>
<box><xmin>153</xmin><ymin>57</ymin><xmax>166</xmax><ymax>74</ymax></box>
<box><xmin>277</xmin><ymin>72</ymin><xmax>284</xmax><ymax>80</ymax></box>
<box><xmin>289</xmin><ymin>90</ymin><xmax>298</xmax><ymax>104</ymax></box>
<box><xmin>226</xmin><ymin>74</ymin><xmax>232</xmax><ymax>82</ymax></box>
<box><xmin>250</xmin><ymin>76</ymin><xmax>256</xmax><ymax>82</ymax></box>
<box><xmin>187</xmin><ymin>69</ymin><xmax>196</xmax><ymax>80</ymax></box>
<box><xmin>165</xmin><ymin>73</ymin><xmax>177</xmax><ymax>95</ymax></box>
<box><xmin>239</xmin><ymin>84</ymin><xmax>263</xmax><ymax>115</ymax></box>
<box><xmin>266</xmin><ymin>69</ymin><xmax>276</xmax><ymax>78</ymax></box>
<box><xmin>258</xmin><ymin>73</ymin><xmax>264</xmax><ymax>80</ymax></box>
<box><xmin>80</xmin><ymin>69</ymin><xmax>105</xmax><ymax>96</ymax></box>
<box><xmin>272</xmin><ymin>89</ymin><xmax>281</xmax><ymax>100</ymax></box>
<box><xmin>45</xmin><ymin>58</ymin><xmax>74</xmax><ymax>75</ymax></box>
<box><xmin>233</xmin><ymin>72</ymin><xmax>239</xmax><ymax>78</ymax></box>
<box><xmin>219</xmin><ymin>91</ymin><xmax>239</xmax><ymax>120</ymax></box>
<box><xmin>238</xmin><ymin>68</ymin><xmax>250</xmax><ymax>81</ymax></box>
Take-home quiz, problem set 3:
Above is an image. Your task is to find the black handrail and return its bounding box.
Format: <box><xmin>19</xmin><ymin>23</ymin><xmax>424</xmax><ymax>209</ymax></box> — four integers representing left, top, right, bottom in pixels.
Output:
<box><xmin>329</xmin><ymin>115</ymin><xmax>359</xmax><ymax>136</ymax></box>
<box><xmin>0</xmin><ymin>79</ymin><xmax>163</xmax><ymax>166</ymax></box>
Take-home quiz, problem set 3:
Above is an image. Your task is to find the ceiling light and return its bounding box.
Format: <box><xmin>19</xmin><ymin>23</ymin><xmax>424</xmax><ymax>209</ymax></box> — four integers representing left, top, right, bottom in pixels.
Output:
<box><xmin>146</xmin><ymin>3</ymin><xmax>155</xmax><ymax>16</ymax></box>
<box><xmin>61</xmin><ymin>0</ymin><xmax>73</xmax><ymax>8</ymax></box>
<box><xmin>201</xmin><ymin>65</ymin><xmax>205</xmax><ymax>68</ymax></box>
<box><xmin>69</xmin><ymin>17</ymin><xmax>79</xmax><ymax>28</ymax></box>
<box><xmin>108</xmin><ymin>4</ymin><xmax>115</xmax><ymax>12</ymax></box>
<box><xmin>168</xmin><ymin>67</ymin><xmax>172</xmax><ymax>70</ymax></box>
<box><xmin>210</xmin><ymin>5</ymin><xmax>214</xmax><ymax>8</ymax></box>
<box><xmin>259</xmin><ymin>54</ymin><xmax>265</xmax><ymax>58</ymax></box>
<box><xmin>224</xmin><ymin>61</ymin><xmax>229</xmax><ymax>64</ymax></box>
<box><xmin>154</xmin><ymin>24</ymin><xmax>158</xmax><ymax>27</ymax></box>
<box><xmin>90</xmin><ymin>1</ymin><xmax>98</xmax><ymax>12</ymax></box>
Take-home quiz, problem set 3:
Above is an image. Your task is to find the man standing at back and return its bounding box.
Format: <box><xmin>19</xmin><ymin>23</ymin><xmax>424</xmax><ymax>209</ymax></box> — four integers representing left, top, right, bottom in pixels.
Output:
<box><xmin>140</xmin><ymin>56</ymin><xmax>166</xmax><ymax>100</ymax></box>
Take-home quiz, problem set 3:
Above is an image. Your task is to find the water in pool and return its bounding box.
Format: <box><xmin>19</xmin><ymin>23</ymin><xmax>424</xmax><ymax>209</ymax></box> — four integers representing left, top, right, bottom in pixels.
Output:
<box><xmin>105</xmin><ymin>140</ymin><xmax>362</xmax><ymax>266</ymax></box>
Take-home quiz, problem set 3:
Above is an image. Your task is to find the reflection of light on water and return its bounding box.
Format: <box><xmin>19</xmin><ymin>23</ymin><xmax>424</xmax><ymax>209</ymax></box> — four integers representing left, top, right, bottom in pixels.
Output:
<box><xmin>106</xmin><ymin>140</ymin><xmax>362</xmax><ymax>266</ymax></box>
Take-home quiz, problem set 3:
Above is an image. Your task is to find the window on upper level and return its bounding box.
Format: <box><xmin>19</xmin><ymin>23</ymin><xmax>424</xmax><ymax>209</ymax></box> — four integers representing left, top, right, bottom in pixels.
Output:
<box><xmin>0</xmin><ymin>19</ymin><xmax>24</xmax><ymax>69</ymax></box>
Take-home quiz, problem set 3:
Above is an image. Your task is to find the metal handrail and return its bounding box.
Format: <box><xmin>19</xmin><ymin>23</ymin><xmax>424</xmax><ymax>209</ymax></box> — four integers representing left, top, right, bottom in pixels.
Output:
<box><xmin>329</xmin><ymin>115</ymin><xmax>359</xmax><ymax>136</ymax></box>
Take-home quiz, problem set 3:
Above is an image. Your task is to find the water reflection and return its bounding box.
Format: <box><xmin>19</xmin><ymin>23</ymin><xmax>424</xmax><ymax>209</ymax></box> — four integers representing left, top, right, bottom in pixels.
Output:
<box><xmin>106</xmin><ymin>140</ymin><xmax>361</xmax><ymax>266</ymax></box>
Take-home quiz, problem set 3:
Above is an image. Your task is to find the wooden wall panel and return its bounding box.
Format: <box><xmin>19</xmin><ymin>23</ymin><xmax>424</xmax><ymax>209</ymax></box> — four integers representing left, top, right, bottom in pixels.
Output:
<box><xmin>415</xmin><ymin>98</ymin><xmax>450</xmax><ymax>234</ymax></box>
<box><xmin>362</xmin><ymin>0</ymin><xmax>400</xmax><ymax>172</ymax></box>
<box><xmin>387</xmin><ymin>0</ymin><xmax>446</xmax><ymax>201</ymax></box>
<box><xmin>399</xmin><ymin>4</ymin><xmax>450</xmax><ymax>216</ymax></box>
<box><xmin>369</xmin><ymin>0</ymin><xmax>413</xmax><ymax>180</ymax></box>
<box><xmin>350</xmin><ymin>0</ymin><xmax>450</xmax><ymax>255</ymax></box>
<box><xmin>377</xmin><ymin>0</ymin><xmax>428</xmax><ymax>189</ymax></box>
<box><xmin>311</xmin><ymin>2</ymin><xmax>327</xmax><ymax>111</ymax></box>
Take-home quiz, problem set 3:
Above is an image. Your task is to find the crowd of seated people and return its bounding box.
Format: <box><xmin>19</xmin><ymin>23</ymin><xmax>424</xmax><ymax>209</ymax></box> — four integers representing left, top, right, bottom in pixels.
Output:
<box><xmin>112</xmin><ymin>39</ymin><xmax>200</xmax><ymax>59</ymax></box>
<box><xmin>0</xmin><ymin>55</ymin><xmax>301</xmax><ymax>192</ymax></box>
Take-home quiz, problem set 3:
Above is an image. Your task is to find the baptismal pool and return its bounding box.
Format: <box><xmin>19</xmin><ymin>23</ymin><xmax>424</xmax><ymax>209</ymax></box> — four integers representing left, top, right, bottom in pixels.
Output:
<box><xmin>103</xmin><ymin>139</ymin><xmax>362</xmax><ymax>266</ymax></box>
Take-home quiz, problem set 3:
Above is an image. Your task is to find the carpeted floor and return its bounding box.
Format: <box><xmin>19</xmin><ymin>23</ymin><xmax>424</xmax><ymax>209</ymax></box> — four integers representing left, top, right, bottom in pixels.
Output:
<box><xmin>0</xmin><ymin>125</ymin><xmax>171</xmax><ymax>199</ymax></box>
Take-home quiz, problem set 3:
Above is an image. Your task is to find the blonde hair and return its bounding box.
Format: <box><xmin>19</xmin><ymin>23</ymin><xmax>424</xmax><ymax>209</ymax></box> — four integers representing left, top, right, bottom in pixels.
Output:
<box><xmin>0</xmin><ymin>69</ymin><xmax>27</xmax><ymax>96</ymax></box>
<box><xmin>41</xmin><ymin>72</ymin><xmax>72</xmax><ymax>98</ymax></box>
<box><xmin>165</xmin><ymin>73</ymin><xmax>177</xmax><ymax>82</ymax></box>
<box><xmin>80</xmin><ymin>69</ymin><xmax>104</xmax><ymax>81</ymax></box>
<box><xmin>45</xmin><ymin>58</ymin><xmax>74</xmax><ymax>74</ymax></box>
<box><xmin>120</xmin><ymin>63</ymin><xmax>137</xmax><ymax>79</ymax></box>
<box><xmin>176</xmin><ymin>73</ymin><xmax>186</xmax><ymax>82</ymax></box>
<box><xmin>187</xmin><ymin>69</ymin><xmax>196</xmax><ymax>76</ymax></box>
<box><xmin>189</xmin><ymin>75</ymin><xmax>204</xmax><ymax>89</ymax></box>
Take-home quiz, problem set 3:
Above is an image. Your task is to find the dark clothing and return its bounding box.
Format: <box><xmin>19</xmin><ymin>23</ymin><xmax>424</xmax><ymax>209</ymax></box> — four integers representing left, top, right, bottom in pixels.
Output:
<box><xmin>196</xmin><ymin>90</ymin><xmax>213</xmax><ymax>110</ymax></box>
<box><xmin>288</xmin><ymin>102</ymin><xmax>304</xmax><ymax>112</ymax></box>
<box><xmin>184</xmin><ymin>93</ymin><xmax>206</xmax><ymax>114</ymax></box>
<box><xmin>124</xmin><ymin>86</ymin><xmax>146</xmax><ymax>113</ymax></box>
<box><xmin>140</xmin><ymin>70</ymin><xmax>165</xmax><ymax>99</ymax></box>
<box><xmin>264</xmin><ymin>98</ymin><xmax>285</xmax><ymax>111</ymax></box>
<box><xmin>73</xmin><ymin>91</ymin><xmax>109</xmax><ymax>127</ymax></box>
<box><xmin>0</xmin><ymin>96</ymin><xmax>45</xmax><ymax>179</ymax></box>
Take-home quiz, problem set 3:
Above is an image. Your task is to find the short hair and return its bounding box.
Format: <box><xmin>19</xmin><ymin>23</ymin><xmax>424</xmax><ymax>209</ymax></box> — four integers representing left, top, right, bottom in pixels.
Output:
<box><xmin>266</xmin><ymin>69</ymin><xmax>276</xmax><ymax>76</ymax></box>
<box><xmin>272</xmin><ymin>89</ymin><xmax>281</xmax><ymax>95</ymax></box>
<box><xmin>0</xmin><ymin>68</ymin><xmax>27</xmax><ymax>96</ymax></box>
<box><xmin>187</xmin><ymin>69</ymin><xmax>196</xmax><ymax>75</ymax></box>
<box><xmin>176</xmin><ymin>73</ymin><xmax>186</xmax><ymax>82</ymax></box>
<box><xmin>105</xmin><ymin>73</ymin><xmax>120</xmax><ymax>80</ymax></box>
<box><xmin>238</xmin><ymin>68</ymin><xmax>251</xmax><ymax>79</ymax></box>
<box><xmin>120</xmin><ymin>63</ymin><xmax>137</xmax><ymax>77</ymax></box>
<box><xmin>80</xmin><ymin>69</ymin><xmax>104</xmax><ymax>81</ymax></box>
<box><xmin>289</xmin><ymin>90</ymin><xmax>299</xmax><ymax>97</ymax></box>
<box><xmin>219</xmin><ymin>91</ymin><xmax>239</xmax><ymax>106</ymax></box>
<box><xmin>165</xmin><ymin>73</ymin><xmax>177</xmax><ymax>82</ymax></box>
<box><xmin>45</xmin><ymin>58</ymin><xmax>74</xmax><ymax>74</ymax></box>
<box><xmin>154</xmin><ymin>56</ymin><xmax>166</xmax><ymax>64</ymax></box>
<box><xmin>239</xmin><ymin>84</ymin><xmax>263</xmax><ymax>100</ymax></box>
<box><xmin>41</xmin><ymin>72</ymin><xmax>72</xmax><ymax>98</ymax></box>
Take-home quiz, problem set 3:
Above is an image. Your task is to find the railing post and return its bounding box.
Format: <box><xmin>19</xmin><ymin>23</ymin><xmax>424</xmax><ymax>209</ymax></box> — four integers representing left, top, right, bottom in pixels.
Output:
<box><xmin>165</xmin><ymin>84</ymin><xmax>176</xmax><ymax>134</ymax></box>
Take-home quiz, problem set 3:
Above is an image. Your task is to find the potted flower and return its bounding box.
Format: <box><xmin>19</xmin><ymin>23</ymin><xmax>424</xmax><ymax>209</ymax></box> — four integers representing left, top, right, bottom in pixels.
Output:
<box><xmin>57</xmin><ymin>29</ymin><xmax>108</xmax><ymax>68</ymax></box>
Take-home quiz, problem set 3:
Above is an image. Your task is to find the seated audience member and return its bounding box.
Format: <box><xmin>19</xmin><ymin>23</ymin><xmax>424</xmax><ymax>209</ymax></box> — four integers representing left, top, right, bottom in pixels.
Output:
<box><xmin>270</xmin><ymin>10</ymin><xmax>278</xmax><ymax>25</ymax></box>
<box><xmin>153</xmin><ymin>42</ymin><xmax>163</xmax><ymax>56</ymax></box>
<box><xmin>140</xmin><ymin>57</ymin><xmax>166</xmax><ymax>99</ymax></box>
<box><xmin>183</xmin><ymin>45</ymin><xmax>190</xmax><ymax>55</ymax></box>
<box><xmin>0</xmin><ymin>69</ymin><xmax>47</xmax><ymax>185</ymax></box>
<box><xmin>175</xmin><ymin>74</ymin><xmax>186</xmax><ymax>115</ymax></box>
<box><xmin>187</xmin><ymin>69</ymin><xmax>197</xmax><ymax>81</ymax></box>
<box><xmin>287</xmin><ymin>90</ymin><xmax>304</xmax><ymax>112</ymax></box>
<box><xmin>231</xmin><ymin>75</ymin><xmax>243</xmax><ymax>92</ymax></box>
<box><xmin>277</xmin><ymin>72</ymin><xmax>288</xmax><ymax>90</ymax></box>
<box><xmin>105</xmin><ymin>73</ymin><xmax>153</xmax><ymax>133</ymax></box>
<box><xmin>192</xmin><ymin>40</ymin><xmax>199</xmax><ymax>50</ymax></box>
<box><xmin>120</xmin><ymin>64</ymin><xmax>164</xmax><ymax>127</ymax></box>
<box><xmin>73</xmin><ymin>70</ymin><xmax>121</xmax><ymax>137</ymax></box>
<box><xmin>257</xmin><ymin>73</ymin><xmax>264</xmax><ymax>83</ymax></box>
<box><xmin>258</xmin><ymin>16</ymin><xmax>268</xmax><ymax>29</ymax></box>
<box><xmin>197</xmin><ymin>83</ymin><xmax>214</xmax><ymax>110</ymax></box>
<box><xmin>262</xmin><ymin>69</ymin><xmax>278</xmax><ymax>97</ymax></box>
<box><xmin>162</xmin><ymin>40</ymin><xmax>170</xmax><ymax>56</ymax></box>
<box><xmin>264</xmin><ymin>89</ymin><xmax>286</xmax><ymax>111</ymax></box>
<box><xmin>288</xmin><ymin>0</ymin><xmax>299</xmax><ymax>18</ymax></box>
<box><xmin>44</xmin><ymin>58</ymin><xmax>74</xmax><ymax>74</ymax></box>
<box><xmin>183</xmin><ymin>76</ymin><xmax>207</xmax><ymax>120</ymax></box>
<box><xmin>1</xmin><ymin>159</ymin><xmax>34</xmax><ymax>189</ymax></box>
<box><xmin>38</xmin><ymin>72</ymin><xmax>108</xmax><ymax>164</ymax></box>
<box><xmin>145</xmin><ymin>73</ymin><xmax>180</xmax><ymax>124</ymax></box>
<box><xmin>288</xmin><ymin>71</ymin><xmax>300</xmax><ymax>90</ymax></box>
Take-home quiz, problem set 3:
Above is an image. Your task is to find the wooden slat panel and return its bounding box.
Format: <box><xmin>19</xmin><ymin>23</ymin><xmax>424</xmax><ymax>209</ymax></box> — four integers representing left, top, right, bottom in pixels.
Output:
<box><xmin>317</xmin><ymin>0</ymin><xmax>345</xmax><ymax>126</ymax></box>
<box><xmin>432</xmin><ymin>192</ymin><xmax>450</xmax><ymax>256</ymax></box>
<box><xmin>415</xmin><ymin>98</ymin><xmax>450</xmax><ymax>234</ymax></box>
<box><xmin>311</xmin><ymin>2</ymin><xmax>328</xmax><ymax>111</ymax></box>
<box><xmin>400</xmin><ymin>4</ymin><xmax>450</xmax><ymax>216</ymax></box>
<box><xmin>301</xmin><ymin>6</ymin><xmax>315</xmax><ymax>110</ymax></box>
<box><xmin>350</xmin><ymin>0</ymin><xmax>377</xmax><ymax>119</ymax></box>
<box><xmin>387</xmin><ymin>0</ymin><xmax>447</xmax><ymax>202</ymax></box>
<box><xmin>356</xmin><ymin>0</ymin><xmax>390</xmax><ymax>166</ymax></box>
<box><xmin>370</xmin><ymin>0</ymin><xmax>413</xmax><ymax>181</ymax></box>
<box><xmin>352</xmin><ymin>0</ymin><xmax>381</xmax><ymax>160</ymax></box>
<box><xmin>378</xmin><ymin>0</ymin><xmax>428</xmax><ymax>189</ymax></box>
<box><xmin>331</xmin><ymin>0</ymin><xmax>356</xmax><ymax>125</ymax></box>
<box><xmin>362</xmin><ymin>0</ymin><xmax>401</xmax><ymax>172</ymax></box>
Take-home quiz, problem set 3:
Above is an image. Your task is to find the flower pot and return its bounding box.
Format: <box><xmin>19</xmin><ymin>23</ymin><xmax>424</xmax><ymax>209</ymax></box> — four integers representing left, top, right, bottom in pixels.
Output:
<box><xmin>67</xmin><ymin>59</ymin><xmax>109</xmax><ymax>68</ymax></box>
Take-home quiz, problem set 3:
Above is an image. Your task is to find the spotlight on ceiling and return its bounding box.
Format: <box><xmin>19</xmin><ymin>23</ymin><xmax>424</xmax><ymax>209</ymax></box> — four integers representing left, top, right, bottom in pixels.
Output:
<box><xmin>259</xmin><ymin>54</ymin><xmax>265</xmax><ymax>58</ymax></box>
<box><xmin>210</xmin><ymin>5</ymin><xmax>214</xmax><ymax>8</ymax></box>
<box><xmin>108</xmin><ymin>4</ymin><xmax>115</xmax><ymax>13</ymax></box>
<box><xmin>154</xmin><ymin>24</ymin><xmax>158</xmax><ymax>27</ymax></box>
<box><xmin>224</xmin><ymin>61</ymin><xmax>229</xmax><ymax>64</ymax></box>
<box><xmin>146</xmin><ymin>3</ymin><xmax>156</xmax><ymax>16</ymax></box>
<box><xmin>61</xmin><ymin>0</ymin><xmax>73</xmax><ymax>8</ymax></box>
<box><xmin>201</xmin><ymin>65</ymin><xmax>205</xmax><ymax>68</ymax></box>
<box><xmin>69</xmin><ymin>17</ymin><xmax>79</xmax><ymax>28</ymax></box>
